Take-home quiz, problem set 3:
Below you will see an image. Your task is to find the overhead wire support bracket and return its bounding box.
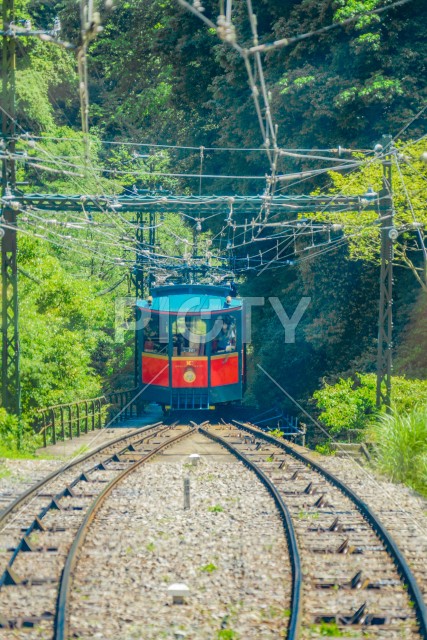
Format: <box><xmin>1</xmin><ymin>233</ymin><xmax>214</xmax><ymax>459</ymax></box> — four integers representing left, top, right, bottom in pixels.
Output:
<box><xmin>10</xmin><ymin>192</ymin><xmax>376</xmax><ymax>213</ymax></box>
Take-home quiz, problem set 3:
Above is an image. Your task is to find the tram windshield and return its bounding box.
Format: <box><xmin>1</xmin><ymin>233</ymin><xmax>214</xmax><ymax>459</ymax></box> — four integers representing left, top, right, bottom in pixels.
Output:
<box><xmin>172</xmin><ymin>316</ymin><xmax>207</xmax><ymax>356</ymax></box>
<box><xmin>144</xmin><ymin>312</ymin><xmax>237</xmax><ymax>357</ymax></box>
<box><xmin>211</xmin><ymin>315</ymin><xmax>237</xmax><ymax>354</ymax></box>
<box><xmin>143</xmin><ymin>314</ymin><xmax>168</xmax><ymax>354</ymax></box>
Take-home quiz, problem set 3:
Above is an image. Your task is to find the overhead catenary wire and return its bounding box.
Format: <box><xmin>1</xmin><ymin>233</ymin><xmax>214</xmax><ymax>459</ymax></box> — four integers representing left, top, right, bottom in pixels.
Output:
<box><xmin>0</xmin><ymin>221</ymin><xmax>129</xmax><ymax>271</ymax></box>
<box><xmin>9</xmin><ymin>151</ymin><xmax>362</xmax><ymax>181</ymax></box>
<box><xmin>0</xmin><ymin>106</ymin><xmax>140</xmax><ymax>240</ymax></box>
<box><xmin>394</xmin><ymin>155</ymin><xmax>427</xmax><ymax>284</ymax></box>
<box><xmin>5</xmin><ymin>150</ymin><xmax>416</xmax><ymax>262</ymax></box>
<box><xmin>393</xmin><ymin>103</ymin><xmax>427</xmax><ymax>143</ymax></box>
<box><xmin>232</xmin><ymin>212</ymin><xmax>397</xmax><ymax>273</ymax></box>
<box><xmin>26</xmin><ymin>135</ymin><xmax>371</xmax><ymax>154</ymax></box>
<box><xmin>16</xmin><ymin>205</ymin><xmax>219</xmax><ymax>266</ymax></box>
<box><xmin>5</xmin><ymin>213</ymin><xmax>225</xmax><ymax>277</ymax></box>
<box><xmin>1</xmin><ymin>93</ymin><xmax>426</xmax><ymax>284</ymax></box>
<box><xmin>4</xmin><ymin>103</ymin><xmax>382</xmax><ymax>259</ymax></box>
<box><xmin>176</xmin><ymin>0</ymin><xmax>391</xmax><ymax>242</ymax></box>
<box><xmin>245</xmin><ymin>0</ymin><xmax>414</xmax><ymax>54</ymax></box>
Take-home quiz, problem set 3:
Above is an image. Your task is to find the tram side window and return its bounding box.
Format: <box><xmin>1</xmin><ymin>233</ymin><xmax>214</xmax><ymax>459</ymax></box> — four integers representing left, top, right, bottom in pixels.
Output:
<box><xmin>144</xmin><ymin>315</ymin><xmax>167</xmax><ymax>354</ymax></box>
<box><xmin>172</xmin><ymin>316</ymin><xmax>207</xmax><ymax>356</ymax></box>
<box><xmin>212</xmin><ymin>315</ymin><xmax>236</xmax><ymax>354</ymax></box>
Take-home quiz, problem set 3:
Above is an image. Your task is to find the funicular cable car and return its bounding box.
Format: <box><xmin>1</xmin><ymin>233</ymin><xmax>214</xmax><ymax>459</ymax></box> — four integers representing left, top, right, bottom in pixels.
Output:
<box><xmin>137</xmin><ymin>284</ymin><xmax>244</xmax><ymax>410</ymax></box>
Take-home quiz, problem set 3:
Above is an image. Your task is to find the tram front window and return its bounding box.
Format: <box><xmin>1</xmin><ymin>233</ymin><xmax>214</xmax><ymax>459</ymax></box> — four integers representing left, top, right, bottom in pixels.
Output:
<box><xmin>212</xmin><ymin>315</ymin><xmax>236</xmax><ymax>354</ymax></box>
<box><xmin>144</xmin><ymin>314</ymin><xmax>168</xmax><ymax>354</ymax></box>
<box><xmin>173</xmin><ymin>316</ymin><xmax>207</xmax><ymax>356</ymax></box>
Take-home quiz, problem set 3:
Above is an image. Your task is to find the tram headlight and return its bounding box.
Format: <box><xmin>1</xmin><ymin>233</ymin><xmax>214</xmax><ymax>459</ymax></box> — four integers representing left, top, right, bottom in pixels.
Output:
<box><xmin>183</xmin><ymin>367</ymin><xmax>196</xmax><ymax>383</ymax></box>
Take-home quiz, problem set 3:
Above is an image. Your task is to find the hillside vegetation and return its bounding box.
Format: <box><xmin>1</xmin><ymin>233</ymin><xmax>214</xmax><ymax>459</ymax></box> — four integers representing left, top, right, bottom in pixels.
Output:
<box><xmin>0</xmin><ymin>1</ymin><xmax>426</xmax><ymax>485</ymax></box>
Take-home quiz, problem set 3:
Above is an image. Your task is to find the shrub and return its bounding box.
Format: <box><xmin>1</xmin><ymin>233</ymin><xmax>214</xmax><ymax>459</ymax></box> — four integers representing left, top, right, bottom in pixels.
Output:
<box><xmin>0</xmin><ymin>408</ymin><xmax>41</xmax><ymax>456</ymax></box>
<box><xmin>312</xmin><ymin>373</ymin><xmax>377</xmax><ymax>435</ymax></box>
<box><xmin>0</xmin><ymin>409</ymin><xmax>20</xmax><ymax>452</ymax></box>
<box><xmin>369</xmin><ymin>406</ymin><xmax>427</xmax><ymax>497</ymax></box>
<box><xmin>269</xmin><ymin>428</ymin><xmax>284</xmax><ymax>438</ymax></box>
<box><xmin>312</xmin><ymin>373</ymin><xmax>427</xmax><ymax>438</ymax></box>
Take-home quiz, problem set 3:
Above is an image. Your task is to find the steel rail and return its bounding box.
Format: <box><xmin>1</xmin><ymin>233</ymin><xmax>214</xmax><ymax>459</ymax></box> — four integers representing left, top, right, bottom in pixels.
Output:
<box><xmin>0</xmin><ymin>424</ymin><xmax>173</xmax><ymax>586</ymax></box>
<box><xmin>55</xmin><ymin>426</ymin><xmax>195</xmax><ymax>640</ymax></box>
<box><xmin>233</xmin><ymin>420</ymin><xmax>427</xmax><ymax>639</ymax></box>
<box><xmin>199</xmin><ymin>426</ymin><xmax>302</xmax><ymax>640</ymax></box>
<box><xmin>0</xmin><ymin>421</ymin><xmax>163</xmax><ymax>527</ymax></box>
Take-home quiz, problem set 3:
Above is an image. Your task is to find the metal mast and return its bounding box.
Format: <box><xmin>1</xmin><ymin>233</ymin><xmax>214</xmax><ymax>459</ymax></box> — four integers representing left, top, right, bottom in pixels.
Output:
<box><xmin>376</xmin><ymin>135</ymin><xmax>394</xmax><ymax>411</ymax></box>
<box><xmin>148</xmin><ymin>210</ymin><xmax>156</xmax><ymax>290</ymax></box>
<box><xmin>133</xmin><ymin>212</ymin><xmax>145</xmax><ymax>388</ymax></box>
<box><xmin>1</xmin><ymin>0</ymin><xmax>21</xmax><ymax>417</ymax></box>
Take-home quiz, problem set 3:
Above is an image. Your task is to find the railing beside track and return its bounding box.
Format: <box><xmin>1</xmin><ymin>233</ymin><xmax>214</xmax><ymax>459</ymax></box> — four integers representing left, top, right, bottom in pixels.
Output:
<box><xmin>35</xmin><ymin>388</ymin><xmax>144</xmax><ymax>447</ymax></box>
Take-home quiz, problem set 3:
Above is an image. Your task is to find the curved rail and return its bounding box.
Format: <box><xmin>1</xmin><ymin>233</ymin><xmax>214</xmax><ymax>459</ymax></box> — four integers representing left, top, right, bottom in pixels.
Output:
<box><xmin>0</xmin><ymin>423</ymin><xmax>174</xmax><ymax>589</ymax></box>
<box><xmin>0</xmin><ymin>421</ymin><xmax>162</xmax><ymax>528</ymax></box>
<box><xmin>55</xmin><ymin>426</ymin><xmax>195</xmax><ymax>640</ymax></box>
<box><xmin>199</xmin><ymin>426</ymin><xmax>302</xmax><ymax>640</ymax></box>
<box><xmin>233</xmin><ymin>420</ymin><xmax>427</xmax><ymax>640</ymax></box>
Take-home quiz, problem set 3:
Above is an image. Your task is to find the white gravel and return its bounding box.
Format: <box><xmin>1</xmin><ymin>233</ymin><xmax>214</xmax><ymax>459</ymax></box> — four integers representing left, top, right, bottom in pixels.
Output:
<box><xmin>69</xmin><ymin>452</ymin><xmax>292</xmax><ymax>640</ymax></box>
<box><xmin>0</xmin><ymin>459</ymin><xmax>63</xmax><ymax>512</ymax></box>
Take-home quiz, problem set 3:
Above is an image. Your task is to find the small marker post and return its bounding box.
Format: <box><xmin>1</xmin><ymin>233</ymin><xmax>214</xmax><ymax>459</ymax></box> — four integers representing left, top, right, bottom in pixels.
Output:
<box><xmin>188</xmin><ymin>453</ymin><xmax>200</xmax><ymax>466</ymax></box>
<box><xmin>168</xmin><ymin>583</ymin><xmax>190</xmax><ymax>605</ymax></box>
<box><xmin>183</xmin><ymin>476</ymin><xmax>190</xmax><ymax>510</ymax></box>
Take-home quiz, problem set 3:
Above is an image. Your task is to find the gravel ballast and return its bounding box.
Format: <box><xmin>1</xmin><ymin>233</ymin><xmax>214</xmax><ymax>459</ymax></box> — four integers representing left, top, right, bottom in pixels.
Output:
<box><xmin>69</xmin><ymin>435</ymin><xmax>292</xmax><ymax>640</ymax></box>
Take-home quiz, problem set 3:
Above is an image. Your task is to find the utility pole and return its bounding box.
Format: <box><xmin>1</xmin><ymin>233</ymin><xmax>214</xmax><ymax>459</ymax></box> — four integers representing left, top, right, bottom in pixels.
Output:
<box><xmin>376</xmin><ymin>135</ymin><xmax>395</xmax><ymax>412</ymax></box>
<box><xmin>1</xmin><ymin>7</ymin><xmax>70</xmax><ymax>420</ymax></box>
<box><xmin>1</xmin><ymin>0</ymin><xmax>21</xmax><ymax>418</ymax></box>
<box><xmin>133</xmin><ymin>212</ymin><xmax>145</xmax><ymax>389</ymax></box>
<box><xmin>148</xmin><ymin>210</ymin><xmax>156</xmax><ymax>290</ymax></box>
<box><xmin>133</xmin><ymin>210</ymin><xmax>156</xmax><ymax>404</ymax></box>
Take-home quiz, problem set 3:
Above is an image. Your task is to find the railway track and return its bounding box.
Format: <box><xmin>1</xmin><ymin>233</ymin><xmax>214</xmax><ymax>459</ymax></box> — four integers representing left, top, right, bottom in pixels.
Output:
<box><xmin>308</xmin><ymin>448</ymin><xmax>427</xmax><ymax>606</ymax></box>
<box><xmin>195</xmin><ymin>421</ymin><xmax>302</xmax><ymax>639</ymax></box>
<box><xmin>0</xmin><ymin>424</ymin><xmax>161</xmax><ymax>527</ymax></box>
<box><xmin>63</xmin><ymin>426</ymin><xmax>295</xmax><ymax>639</ymax></box>
<box><xmin>200</xmin><ymin>421</ymin><xmax>427</xmax><ymax>639</ymax></box>
<box><xmin>0</xmin><ymin>422</ymin><xmax>193</xmax><ymax>638</ymax></box>
<box><xmin>1</xmin><ymin>418</ymin><xmax>425</xmax><ymax>639</ymax></box>
<box><xmin>0</xmin><ymin>430</ymin><xmax>140</xmax><ymax>514</ymax></box>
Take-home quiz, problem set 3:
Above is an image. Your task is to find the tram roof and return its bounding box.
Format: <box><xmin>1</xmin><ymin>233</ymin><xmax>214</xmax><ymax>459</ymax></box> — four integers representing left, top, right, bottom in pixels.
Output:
<box><xmin>137</xmin><ymin>284</ymin><xmax>242</xmax><ymax>313</ymax></box>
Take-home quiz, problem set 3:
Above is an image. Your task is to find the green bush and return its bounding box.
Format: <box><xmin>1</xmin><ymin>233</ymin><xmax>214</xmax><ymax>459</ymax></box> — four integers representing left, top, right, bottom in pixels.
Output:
<box><xmin>0</xmin><ymin>408</ymin><xmax>41</xmax><ymax>457</ymax></box>
<box><xmin>315</xmin><ymin>443</ymin><xmax>335</xmax><ymax>456</ymax></box>
<box><xmin>369</xmin><ymin>406</ymin><xmax>427</xmax><ymax>497</ymax></box>
<box><xmin>0</xmin><ymin>408</ymin><xmax>20</xmax><ymax>451</ymax></box>
<box><xmin>312</xmin><ymin>374</ymin><xmax>427</xmax><ymax>495</ymax></box>
<box><xmin>312</xmin><ymin>373</ymin><xmax>427</xmax><ymax>438</ymax></box>
<box><xmin>312</xmin><ymin>373</ymin><xmax>377</xmax><ymax>435</ymax></box>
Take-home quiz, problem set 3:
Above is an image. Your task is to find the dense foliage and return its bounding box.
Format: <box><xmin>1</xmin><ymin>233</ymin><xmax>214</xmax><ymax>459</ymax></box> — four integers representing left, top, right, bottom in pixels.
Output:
<box><xmin>370</xmin><ymin>405</ymin><xmax>427</xmax><ymax>496</ymax></box>
<box><xmin>0</xmin><ymin>1</ymin><xmax>426</xmax><ymax>474</ymax></box>
<box><xmin>312</xmin><ymin>373</ymin><xmax>427</xmax><ymax>434</ymax></box>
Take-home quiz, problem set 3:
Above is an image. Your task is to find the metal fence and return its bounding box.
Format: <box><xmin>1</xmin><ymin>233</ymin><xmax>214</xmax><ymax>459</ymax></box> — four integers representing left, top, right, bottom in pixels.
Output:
<box><xmin>35</xmin><ymin>388</ymin><xmax>143</xmax><ymax>447</ymax></box>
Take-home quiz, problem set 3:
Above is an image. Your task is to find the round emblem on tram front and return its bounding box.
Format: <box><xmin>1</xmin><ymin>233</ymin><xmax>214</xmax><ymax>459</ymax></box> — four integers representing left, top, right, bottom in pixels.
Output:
<box><xmin>183</xmin><ymin>367</ymin><xmax>196</xmax><ymax>383</ymax></box>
